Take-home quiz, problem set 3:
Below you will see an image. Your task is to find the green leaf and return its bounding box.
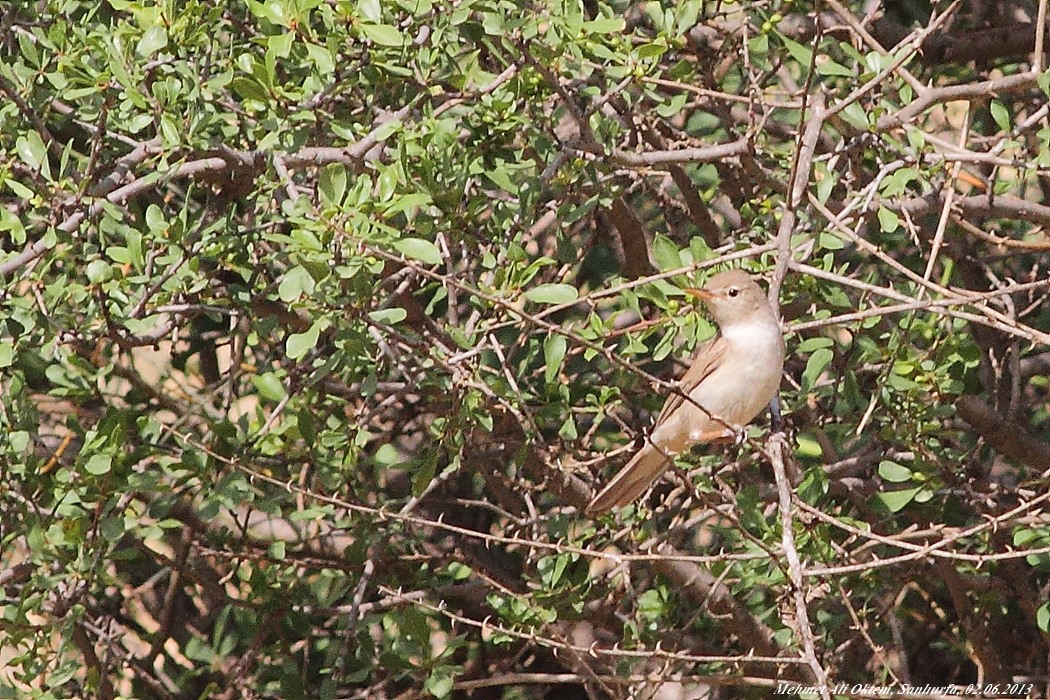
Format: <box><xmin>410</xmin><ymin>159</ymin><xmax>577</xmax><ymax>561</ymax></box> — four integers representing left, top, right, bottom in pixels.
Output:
<box><xmin>372</xmin><ymin>118</ymin><xmax>403</xmax><ymax>143</ymax></box>
<box><xmin>582</xmin><ymin>16</ymin><xmax>625</xmax><ymax>33</ymax></box>
<box><xmin>100</xmin><ymin>516</ymin><xmax>126</xmax><ymax>542</ymax></box>
<box><xmin>485</xmin><ymin>165</ymin><xmax>517</xmax><ymax>193</ymax></box>
<box><xmin>359</xmin><ymin>23</ymin><xmax>403</xmax><ymax>46</ymax></box>
<box><xmin>268</xmin><ymin>31</ymin><xmax>295</xmax><ymax>58</ymax></box>
<box><xmin>539</xmin><ymin>553</ymin><xmax>570</xmax><ymax>587</ymax></box>
<box><xmin>0</xmin><ymin>206</ymin><xmax>26</xmax><ymax>244</ymax></box>
<box><xmin>906</xmin><ymin>127</ymin><xmax>926</xmax><ymax>152</ymax></box>
<box><xmin>651</xmin><ymin>234</ymin><xmax>682</xmax><ymax>271</ymax></box>
<box><xmin>297</xmin><ymin>410</ymin><xmax>317</xmax><ymax>444</ymax></box>
<box><xmin>1040</xmin><ymin>69</ymin><xmax>1050</xmax><ymax>98</ymax></box>
<box><xmin>878</xmin><ymin>460</ymin><xmax>912</xmax><ymax>483</ymax></box>
<box><xmin>425</xmin><ymin>670</ymin><xmax>455</xmax><ymax>698</ymax></box>
<box><xmin>159</xmin><ymin>114</ymin><xmax>181</xmax><ymax>146</ymax></box>
<box><xmin>145</xmin><ymin>204</ymin><xmax>166</xmax><ymax>233</ymax></box>
<box><xmin>287</xmin><ymin>322</ymin><xmax>321</xmax><ymax>360</ymax></box>
<box><xmin>16</xmin><ymin>132</ymin><xmax>46</xmax><ymax>170</ymax></box>
<box><xmin>816</xmin><ymin>58</ymin><xmax>853</xmax><ymax>77</ymax></box>
<box><xmin>815</xmin><ymin>163</ymin><xmax>834</xmax><ymax>204</ymax></box>
<box><xmin>840</xmin><ymin>100</ymin><xmax>869</xmax><ymax>130</ymax></box>
<box><xmin>802</xmin><ymin>348</ymin><xmax>833</xmax><ymax>391</ymax></box>
<box><xmin>989</xmin><ymin>100</ymin><xmax>1010</xmax><ymax>131</ymax></box>
<box><xmin>777</xmin><ymin>33</ymin><xmax>813</xmax><ymax>69</ymax></box>
<box><xmin>524</xmin><ymin>283</ymin><xmax>578</xmax><ymax>305</ymax></box>
<box><xmin>5</xmin><ymin>177</ymin><xmax>35</xmax><ymax>200</ymax></box>
<box><xmin>795</xmin><ymin>433</ymin><xmax>823</xmax><ymax>458</ymax></box>
<box><xmin>359</xmin><ymin>0</ymin><xmax>382</xmax><ymax>22</ymax></box>
<box><xmin>368</xmin><ymin>307</ymin><xmax>407</xmax><ymax>324</ymax></box>
<box><xmin>543</xmin><ymin>333</ymin><xmax>567</xmax><ymax>383</ymax></box>
<box><xmin>1037</xmin><ymin>603</ymin><xmax>1050</xmax><ymax>632</ymax></box>
<box><xmin>877</xmin><ymin>206</ymin><xmax>900</xmax><ymax>233</ymax></box>
<box><xmin>818</xmin><ymin>231</ymin><xmax>845</xmax><ymax>250</ymax></box>
<box><xmin>875</xmin><ymin>487</ymin><xmax>921</xmax><ymax>513</ymax></box>
<box><xmin>637</xmin><ymin>588</ymin><xmax>667</xmax><ymax>620</ymax></box>
<box><xmin>278</xmin><ymin>266</ymin><xmax>316</xmax><ymax>303</ymax></box>
<box><xmin>1013</xmin><ymin>528</ymin><xmax>1044</xmax><ymax>546</ymax></box>
<box><xmin>688</xmin><ymin>236</ymin><xmax>713</xmax><ymax>263</ymax></box>
<box><xmin>253</xmin><ymin>372</ymin><xmax>287</xmax><ymax>401</ymax></box>
<box><xmin>796</xmin><ymin>337</ymin><xmax>834</xmax><ymax>353</ymax></box>
<box><xmin>558</xmin><ymin>415</ymin><xmax>577</xmax><ymax>439</ymax></box>
<box><xmin>230</xmin><ymin>76</ymin><xmax>270</xmax><ymax>102</ymax></box>
<box><xmin>84</xmin><ymin>454</ymin><xmax>112</xmax><ymax>475</ymax></box>
<box><xmin>651</xmin><ymin>325</ymin><xmax>677</xmax><ymax>362</ymax></box>
<box><xmin>319</xmin><ymin>163</ymin><xmax>347</xmax><ymax>207</ymax></box>
<box><xmin>306</xmin><ymin>42</ymin><xmax>335</xmax><ymax>75</ymax></box>
<box><xmin>86</xmin><ymin>260</ymin><xmax>115</xmax><ymax>283</ymax></box>
<box><xmin>394</xmin><ymin>238</ymin><xmax>442</xmax><ymax>265</ymax></box>
<box><xmin>637</xmin><ymin>42</ymin><xmax>667</xmax><ymax>60</ymax></box>
<box><xmin>137</xmin><ymin>25</ymin><xmax>168</xmax><ymax>56</ymax></box>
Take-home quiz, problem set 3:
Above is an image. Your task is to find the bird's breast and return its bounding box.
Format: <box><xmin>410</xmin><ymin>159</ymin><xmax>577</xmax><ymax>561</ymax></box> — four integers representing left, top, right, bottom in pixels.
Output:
<box><xmin>649</xmin><ymin>320</ymin><xmax>784</xmax><ymax>453</ymax></box>
<box><xmin>682</xmin><ymin>329</ymin><xmax>783</xmax><ymax>428</ymax></box>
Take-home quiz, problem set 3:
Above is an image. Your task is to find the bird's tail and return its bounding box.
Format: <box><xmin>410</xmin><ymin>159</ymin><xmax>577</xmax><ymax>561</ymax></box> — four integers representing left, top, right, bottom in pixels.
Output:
<box><xmin>586</xmin><ymin>445</ymin><xmax>671</xmax><ymax>514</ymax></box>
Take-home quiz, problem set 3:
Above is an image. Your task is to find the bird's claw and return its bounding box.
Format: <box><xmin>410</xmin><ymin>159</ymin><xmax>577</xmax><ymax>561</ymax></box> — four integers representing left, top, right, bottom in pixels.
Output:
<box><xmin>730</xmin><ymin>424</ymin><xmax>747</xmax><ymax>445</ymax></box>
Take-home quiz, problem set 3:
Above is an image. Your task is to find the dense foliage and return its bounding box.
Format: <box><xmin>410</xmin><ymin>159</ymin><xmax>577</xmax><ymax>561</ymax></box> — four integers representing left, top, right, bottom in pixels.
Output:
<box><xmin>2</xmin><ymin>1</ymin><xmax>1049</xmax><ymax>698</ymax></box>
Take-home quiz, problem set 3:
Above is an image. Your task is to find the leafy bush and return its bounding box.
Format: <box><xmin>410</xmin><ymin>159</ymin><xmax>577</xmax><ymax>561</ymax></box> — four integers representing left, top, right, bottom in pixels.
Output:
<box><xmin>2</xmin><ymin>1</ymin><xmax>1049</xmax><ymax>698</ymax></box>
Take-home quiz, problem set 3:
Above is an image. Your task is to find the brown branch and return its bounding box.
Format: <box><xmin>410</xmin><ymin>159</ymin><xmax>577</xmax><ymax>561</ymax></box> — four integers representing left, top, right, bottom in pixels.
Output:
<box><xmin>875</xmin><ymin>18</ymin><xmax>1050</xmax><ymax>66</ymax></box>
<box><xmin>71</xmin><ymin>624</ymin><xmax>115</xmax><ymax>700</ymax></box>
<box><xmin>876</xmin><ymin>72</ymin><xmax>1039</xmax><ymax>132</ymax></box>
<box><xmin>573</xmin><ymin>136</ymin><xmax>751</xmax><ymax>168</ymax></box>
<box><xmin>770</xmin><ymin>90</ymin><xmax>825</xmax><ymax>310</ymax></box>
<box><xmin>894</xmin><ymin>192</ymin><xmax>1050</xmax><ymax>229</ymax></box>
<box><xmin>954</xmin><ymin>215</ymin><xmax>1050</xmax><ymax>252</ymax></box>
<box><xmin>782</xmin><ymin>11</ymin><xmax>1050</xmax><ymax>67</ymax></box>
<box><xmin>606</xmin><ymin>197</ymin><xmax>657</xmax><ymax>278</ymax></box>
<box><xmin>639</xmin><ymin>128</ymin><xmax>725</xmax><ymax>248</ymax></box>
<box><xmin>654</xmin><ymin>551</ymin><xmax>784</xmax><ymax>663</ymax></box>
<box><xmin>956</xmin><ymin>395</ymin><xmax>1050</xmax><ymax>471</ymax></box>
<box><xmin>934</xmin><ymin>559</ymin><xmax>1006</xmax><ymax>682</ymax></box>
<box><xmin>768</xmin><ymin>432</ymin><xmax>830</xmax><ymax>693</ymax></box>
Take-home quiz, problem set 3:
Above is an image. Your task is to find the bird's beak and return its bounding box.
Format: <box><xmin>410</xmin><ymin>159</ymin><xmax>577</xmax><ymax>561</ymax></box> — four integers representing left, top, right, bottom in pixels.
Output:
<box><xmin>683</xmin><ymin>287</ymin><xmax>714</xmax><ymax>301</ymax></box>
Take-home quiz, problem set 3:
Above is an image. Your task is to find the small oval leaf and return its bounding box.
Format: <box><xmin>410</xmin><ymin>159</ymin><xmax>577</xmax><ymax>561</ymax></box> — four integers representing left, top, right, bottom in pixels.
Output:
<box><xmin>85</xmin><ymin>454</ymin><xmax>113</xmax><ymax>475</ymax></box>
<box><xmin>875</xmin><ymin>487</ymin><xmax>921</xmax><ymax>513</ymax></box>
<box><xmin>394</xmin><ymin>238</ymin><xmax>442</xmax><ymax>265</ymax></box>
<box><xmin>878</xmin><ymin>460</ymin><xmax>913</xmax><ymax>483</ymax></box>
<box><xmin>802</xmin><ymin>347</ymin><xmax>833</xmax><ymax>391</ymax></box>
<box><xmin>253</xmin><ymin>372</ymin><xmax>287</xmax><ymax>401</ymax></box>
<box><xmin>287</xmin><ymin>323</ymin><xmax>320</xmax><ymax>360</ymax></box>
<box><xmin>368</xmin><ymin>307</ymin><xmax>408</xmax><ymax>325</ymax></box>
<box><xmin>543</xmin><ymin>333</ymin><xmax>567</xmax><ymax>383</ymax></box>
<box><xmin>524</xmin><ymin>283</ymin><xmax>578</xmax><ymax>305</ymax></box>
<box><xmin>137</xmin><ymin>25</ymin><xmax>168</xmax><ymax>56</ymax></box>
<box><xmin>359</xmin><ymin>23</ymin><xmax>404</xmax><ymax>46</ymax></box>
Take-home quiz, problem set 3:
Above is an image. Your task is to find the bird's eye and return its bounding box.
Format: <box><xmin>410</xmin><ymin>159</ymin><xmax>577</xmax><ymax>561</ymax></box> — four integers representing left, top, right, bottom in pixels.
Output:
<box><xmin>728</xmin><ymin>287</ymin><xmax>740</xmax><ymax>297</ymax></box>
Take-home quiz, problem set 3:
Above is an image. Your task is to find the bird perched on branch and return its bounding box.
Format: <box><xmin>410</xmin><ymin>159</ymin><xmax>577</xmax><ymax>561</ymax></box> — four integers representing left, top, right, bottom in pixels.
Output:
<box><xmin>587</xmin><ymin>269</ymin><xmax>786</xmax><ymax>513</ymax></box>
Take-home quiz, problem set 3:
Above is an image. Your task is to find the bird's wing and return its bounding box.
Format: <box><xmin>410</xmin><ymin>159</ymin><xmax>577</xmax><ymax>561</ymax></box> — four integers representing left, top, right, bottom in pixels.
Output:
<box><xmin>651</xmin><ymin>333</ymin><xmax>728</xmax><ymax>428</ymax></box>
<box><xmin>587</xmin><ymin>334</ymin><xmax>731</xmax><ymax>514</ymax></box>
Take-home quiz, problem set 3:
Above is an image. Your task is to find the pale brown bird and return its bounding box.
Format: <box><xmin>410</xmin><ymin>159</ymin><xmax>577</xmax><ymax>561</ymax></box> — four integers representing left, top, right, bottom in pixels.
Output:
<box><xmin>587</xmin><ymin>269</ymin><xmax>786</xmax><ymax>513</ymax></box>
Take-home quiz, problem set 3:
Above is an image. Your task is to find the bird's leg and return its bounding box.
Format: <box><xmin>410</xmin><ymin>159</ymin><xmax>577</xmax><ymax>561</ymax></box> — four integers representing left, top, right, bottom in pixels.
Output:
<box><xmin>731</xmin><ymin>423</ymin><xmax>748</xmax><ymax>445</ymax></box>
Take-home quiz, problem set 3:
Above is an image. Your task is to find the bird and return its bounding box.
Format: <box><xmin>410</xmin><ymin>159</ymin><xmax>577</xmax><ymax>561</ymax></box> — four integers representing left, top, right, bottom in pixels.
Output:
<box><xmin>587</xmin><ymin>269</ymin><xmax>786</xmax><ymax>513</ymax></box>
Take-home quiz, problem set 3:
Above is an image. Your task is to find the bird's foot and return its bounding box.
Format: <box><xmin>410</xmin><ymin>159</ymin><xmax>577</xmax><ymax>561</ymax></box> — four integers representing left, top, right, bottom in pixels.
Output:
<box><xmin>726</xmin><ymin>423</ymin><xmax>751</xmax><ymax>447</ymax></box>
<box><xmin>729</xmin><ymin>424</ymin><xmax>747</xmax><ymax>445</ymax></box>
